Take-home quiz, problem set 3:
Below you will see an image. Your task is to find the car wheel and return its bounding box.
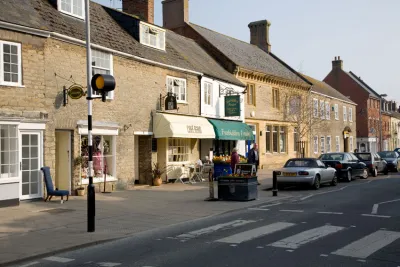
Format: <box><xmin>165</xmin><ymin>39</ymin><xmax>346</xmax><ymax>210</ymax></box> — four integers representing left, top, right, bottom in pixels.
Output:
<box><xmin>361</xmin><ymin>168</ymin><xmax>369</xmax><ymax>179</ymax></box>
<box><xmin>345</xmin><ymin>170</ymin><xmax>352</xmax><ymax>182</ymax></box>
<box><xmin>330</xmin><ymin>173</ymin><xmax>338</xmax><ymax>186</ymax></box>
<box><xmin>312</xmin><ymin>175</ymin><xmax>321</xmax><ymax>190</ymax></box>
<box><xmin>372</xmin><ymin>168</ymin><xmax>378</xmax><ymax>177</ymax></box>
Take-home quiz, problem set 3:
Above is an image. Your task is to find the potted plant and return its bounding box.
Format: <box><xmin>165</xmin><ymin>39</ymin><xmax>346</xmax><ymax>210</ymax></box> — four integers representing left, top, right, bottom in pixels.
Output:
<box><xmin>151</xmin><ymin>162</ymin><xmax>165</xmax><ymax>186</ymax></box>
<box><xmin>74</xmin><ymin>156</ymin><xmax>87</xmax><ymax>196</ymax></box>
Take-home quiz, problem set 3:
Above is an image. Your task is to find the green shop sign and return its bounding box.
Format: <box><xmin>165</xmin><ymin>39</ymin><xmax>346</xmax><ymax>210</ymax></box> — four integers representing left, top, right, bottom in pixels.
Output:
<box><xmin>225</xmin><ymin>95</ymin><xmax>240</xmax><ymax>117</ymax></box>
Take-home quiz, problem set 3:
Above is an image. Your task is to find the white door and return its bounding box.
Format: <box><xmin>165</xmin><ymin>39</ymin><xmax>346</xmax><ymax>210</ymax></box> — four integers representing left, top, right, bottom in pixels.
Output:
<box><xmin>20</xmin><ymin>131</ymin><xmax>42</xmax><ymax>200</ymax></box>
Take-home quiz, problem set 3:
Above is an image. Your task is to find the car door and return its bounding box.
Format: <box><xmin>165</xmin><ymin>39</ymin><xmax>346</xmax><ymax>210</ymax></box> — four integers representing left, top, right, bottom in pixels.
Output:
<box><xmin>316</xmin><ymin>160</ymin><xmax>329</xmax><ymax>182</ymax></box>
<box><xmin>374</xmin><ymin>154</ymin><xmax>382</xmax><ymax>172</ymax></box>
<box><xmin>349</xmin><ymin>153</ymin><xmax>364</xmax><ymax>176</ymax></box>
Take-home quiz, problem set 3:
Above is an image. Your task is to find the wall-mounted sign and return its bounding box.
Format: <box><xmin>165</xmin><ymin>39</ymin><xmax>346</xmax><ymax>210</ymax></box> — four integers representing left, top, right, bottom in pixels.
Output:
<box><xmin>68</xmin><ymin>85</ymin><xmax>85</xmax><ymax>100</ymax></box>
<box><xmin>165</xmin><ymin>92</ymin><xmax>177</xmax><ymax>110</ymax></box>
<box><xmin>225</xmin><ymin>95</ymin><xmax>240</xmax><ymax>117</ymax></box>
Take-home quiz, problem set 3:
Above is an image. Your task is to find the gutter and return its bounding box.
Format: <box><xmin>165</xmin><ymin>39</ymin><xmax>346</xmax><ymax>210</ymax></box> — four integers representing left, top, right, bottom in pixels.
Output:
<box><xmin>0</xmin><ymin>21</ymin><xmax>203</xmax><ymax>77</ymax></box>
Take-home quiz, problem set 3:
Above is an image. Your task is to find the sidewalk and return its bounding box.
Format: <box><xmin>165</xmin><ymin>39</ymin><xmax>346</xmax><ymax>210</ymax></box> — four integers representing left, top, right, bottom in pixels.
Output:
<box><xmin>0</xmin><ymin>170</ymin><xmax>284</xmax><ymax>266</ymax></box>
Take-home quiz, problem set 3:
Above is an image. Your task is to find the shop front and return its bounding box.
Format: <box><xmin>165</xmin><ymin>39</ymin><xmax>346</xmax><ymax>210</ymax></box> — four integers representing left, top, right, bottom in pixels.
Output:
<box><xmin>153</xmin><ymin>112</ymin><xmax>215</xmax><ymax>182</ymax></box>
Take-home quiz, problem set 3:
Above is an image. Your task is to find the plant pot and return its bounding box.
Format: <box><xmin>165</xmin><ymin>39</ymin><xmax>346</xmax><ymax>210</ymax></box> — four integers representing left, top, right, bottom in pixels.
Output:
<box><xmin>76</xmin><ymin>188</ymin><xmax>85</xmax><ymax>196</ymax></box>
<box><xmin>153</xmin><ymin>177</ymin><xmax>162</xmax><ymax>186</ymax></box>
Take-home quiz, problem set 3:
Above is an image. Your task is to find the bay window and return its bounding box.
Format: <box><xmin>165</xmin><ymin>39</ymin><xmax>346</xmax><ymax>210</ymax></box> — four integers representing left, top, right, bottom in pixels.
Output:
<box><xmin>168</xmin><ymin>138</ymin><xmax>190</xmax><ymax>162</ymax></box>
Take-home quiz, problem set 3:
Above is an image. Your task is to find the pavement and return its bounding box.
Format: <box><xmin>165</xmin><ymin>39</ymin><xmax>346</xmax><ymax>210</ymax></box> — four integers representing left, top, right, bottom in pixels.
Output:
<box><xmin>9</xmin><ymin>172</ymin><xmax>400</xmax><ymax>267</ymax></box>
<box><xmin>0</xmin><ymin>169</ymin><xmax>281</xmax><ymax>266</ymax></box>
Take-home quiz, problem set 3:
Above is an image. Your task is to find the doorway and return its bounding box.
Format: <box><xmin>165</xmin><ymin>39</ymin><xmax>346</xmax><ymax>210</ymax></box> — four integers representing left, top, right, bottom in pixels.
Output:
<box><xmin>55</xmin><ymin>131</ymin><xmax>71</xmax><ymax>192</ymax></box>
<box><xmin>20</xmin><ymin>131</ymin><xmax>42</xmax><ymax>200</ymax></box>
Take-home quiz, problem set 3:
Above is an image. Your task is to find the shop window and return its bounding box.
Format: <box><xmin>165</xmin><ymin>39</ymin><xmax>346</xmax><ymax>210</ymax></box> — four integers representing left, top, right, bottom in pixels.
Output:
<box><xmin>293</xmin><ymin>127</ymin><xmax>299</xmax><ymax>152</ymax></box>
<box><xmin>167</xmin><ymin>76</ymin><xmax>187</xmax><ymax>103</ymax></box>
<box><xmin>168</xmin><ymin>138</ymin><xmax>190</xmax><ymax>162</ymax></box>
<box><xmin>247</xmin><ymin>83</ymin><xmax>255</xmax><ymax>105</ymax></box>
<box><xmin>280</xmin><ymin>127</ymin><xmax>286</xmax><ymax>153</ymax></box>
<box><xmin>272</xmin><ymin>126</ymin><xmax>278</xmax><ymax>153</ymax></box>
<box><xmin>266</xmin><ymin>126</ymin><xmax>271</xmax><ymax>153</ymax></box>
<box><xmin>80</xmin><ymin>135</ymin><xmax>115</xmax><ymax>181</ymax></box>
<box><xmin>0</xmin><ymin>125</ymin><xmax>18</xmax><ymax>180</ymax></box>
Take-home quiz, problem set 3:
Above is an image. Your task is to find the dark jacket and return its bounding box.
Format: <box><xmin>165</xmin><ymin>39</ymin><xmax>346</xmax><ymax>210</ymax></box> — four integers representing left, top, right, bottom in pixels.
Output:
<box><xmin>248</xmin><ymin>148</ymin><xmax>259</xmax><ymax>165</ymax></box>
<box><xmin>230</xmin><ymin>152</ymin><xmax>240</xmax><ymax>172</ymax></box>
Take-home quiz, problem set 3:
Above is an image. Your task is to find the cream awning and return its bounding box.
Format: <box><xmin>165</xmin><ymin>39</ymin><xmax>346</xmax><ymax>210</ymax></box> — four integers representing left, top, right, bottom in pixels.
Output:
<box><xmin>153</xmin><ymin>113</ymin><xmax>215</xmax><ymax>139</ymax></box>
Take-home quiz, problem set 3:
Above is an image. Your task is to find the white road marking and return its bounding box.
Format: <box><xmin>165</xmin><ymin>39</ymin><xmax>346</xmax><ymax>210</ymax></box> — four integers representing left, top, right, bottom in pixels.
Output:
<box><xmin>301</xmin><ymin>222</ymin><xmax>307</xmax><ymax>224</ymax></box>
<box><xmin>317</xmin><ymin>212</ymin><xmax>343</xmax><ymax>215</ymax></box>
<box><xmin>256</xmin><ymin>246</ymin><xmax>264</xmax><ymax>249</ymax></box>
<box><xmin>350</xmin><ymin>225</ymin><xmax>356</xmax><ymax>228</ymax></box>
<box><xmin>269</xmin><ymin>225</ymin><xmax>345</xmax><ymax>249</ymax></box>
<box><xmin>260</xmin><ymin>203</ymin><xmax>282</xmax><ymax>208</ymax></box>
<box><xmin>280</xmin><ymin>209</ymin><xmax>304</xmax><ymax>213</ymax></box>
<box><xmin>371</xmin><ymin>198</ymin><xmax>400</xmax><ymax>215</ymax></box>
<box><xmin>43</xmin><ymin>256</ymin><xmax>74</xmax><ymax>263</ymax></box>
<box><xmin>18</xmin><ymin>262</ymin><xmax>40</xmax><ymax>267</ymax></box>
<box><xmin>176</xmin><ymin>220</ymin><xmax>256</xmax><ymax>239</ymax></box>
<box><xmin>286</xmin><ymin>250</ymin><xmax>294</xmax><ymax>252</ymax></box>
<box><xmin>361</xmin><ymin>214</ymin><xmax>391</xmax><ymax>218</ymax></box>
<box><xmin>320</xmin><ymin>254</ymin><xmax>329</xmax><ymax>257</ymax></box>
<box><xmin>230</xmin><ymin>244</ymin><xmax>237</xmax><ymax>247</ymax></box>
<box><xmin>357</xmin><ymin>259</ymin><xmax>366</xmax><ymax>263</ymax></box>
<box><xmin>332</xmin><ymin>230</ymin><xmax>400</xmax><ymax>259</ymax></box>
<box><xmin>216</xmin><ymin>222</ymin><xmax>295</xmax><ymax>244</ymax></box>
<box><xmin>300</xmin><ymin>186</ymin><xmax>349</xmax><ymax>201</ymax></box>
<box><xmin>248</xmin><ymin>208</ymin><xmax>270</xmax><ymax>211</ymax></box>
<box><xmin>98</xmin><ymin>263</ymin><xmax>122</xmax><ymax>267</ymax></box>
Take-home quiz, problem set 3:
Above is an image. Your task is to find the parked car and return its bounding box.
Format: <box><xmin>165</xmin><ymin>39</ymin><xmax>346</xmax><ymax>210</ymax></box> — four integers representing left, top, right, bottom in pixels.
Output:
<box><xmin>354</xmin><ymin>152</ymin><xmax>388</xmax><ymax>176</ymax></box>
<box><xmin>394</xmin><ymin>148</ymin><xmax>400</xmax><ymax>154</ymax></box>
<box><xmin>318</xmin><ymin>152</ymin><xmax>368</xmax><ymax>182</ymax></box>
<box><xmin>377</xmin><ymin>151</ymin><xmax>400</xmax><ymax>172</ymax></box>
<box><xmin>275</xmin><ymin>158</ymin><xmax>337</xmax><ymax>190</ymax></box>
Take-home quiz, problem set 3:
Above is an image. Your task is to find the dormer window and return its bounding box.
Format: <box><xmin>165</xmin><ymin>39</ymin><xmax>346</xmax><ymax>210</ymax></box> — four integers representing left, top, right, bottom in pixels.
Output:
<box><xmin>140</xmin><ymin>22</ymin><xmax>166</xmax><ymax>51</ymax></box>
<box><xmin>58</xmin><ymin>0</ymin><xmax>85</xmax><ymax>19</ymax></box>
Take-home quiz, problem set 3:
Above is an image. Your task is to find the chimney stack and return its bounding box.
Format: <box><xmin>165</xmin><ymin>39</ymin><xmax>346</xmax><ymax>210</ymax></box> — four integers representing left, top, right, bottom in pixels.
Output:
<box><xmin>122</xmin><ymin>0</ymin><xmax>154</xmax><ymax>24</ymax></box>
<box><xmin>392</xmin><ymin>101</ymin><xmax>397</xmax><ymax>112</ymax></box>
<box><xmin>332</xmin><ymin>56</ymin><xmax>343</xmax><ymax>70</ymax></box>
<box><xmin>162</xmin><ymin>0</ymin><xmax>189</xmax><ymax>30</ymax></box>
<box><xmin>248</xmin><ymin>20</ymin><xmax>271</xmax><ymax>53</ymax></box>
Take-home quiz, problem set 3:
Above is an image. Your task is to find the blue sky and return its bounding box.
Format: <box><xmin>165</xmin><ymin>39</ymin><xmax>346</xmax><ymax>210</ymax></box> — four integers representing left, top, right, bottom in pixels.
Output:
<box><xmin>93</xmin><ymin>0</ymin><xmax>400</xmax><ymax>103</ymax></box>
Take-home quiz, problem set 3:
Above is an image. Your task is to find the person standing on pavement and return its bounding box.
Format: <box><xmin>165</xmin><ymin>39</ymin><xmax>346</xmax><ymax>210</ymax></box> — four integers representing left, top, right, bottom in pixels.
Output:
<box><xmin>248</xmin><ymin>143</ymin><xmax>260</xmax><ymax>185</ymax></box>
<box><xmin>230</xmin><ymin>148</ymin><xmax>240</xmax><ymax>173</ymax></box>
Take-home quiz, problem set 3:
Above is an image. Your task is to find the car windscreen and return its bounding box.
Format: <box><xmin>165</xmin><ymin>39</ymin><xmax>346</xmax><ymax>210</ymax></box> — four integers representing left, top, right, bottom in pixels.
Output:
<box><xmin>284</xmin><ymin>160</ymin><xmax>317</xmax><ymax>168</ymax></box>
<box><xmin>355</xmin><ymin>153</ymin><xmax>371</xmax><ymax>161</ymax></box>
<box><xmin>319</xmin><ymin>154</ymin><xmax>344</xmax><ymax>161</ymax></box>
<box><xmin>378</xmin><ymin>152</ymin><xmax>397</xmax><ymax>158</ymax></box>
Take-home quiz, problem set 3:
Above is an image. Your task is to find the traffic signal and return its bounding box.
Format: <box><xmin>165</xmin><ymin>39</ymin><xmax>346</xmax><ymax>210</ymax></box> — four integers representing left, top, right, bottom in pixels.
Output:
<box><xmin>91</xmin><ymin>74</ymin><xmax>116</xmax><ymax>102</ymax></box>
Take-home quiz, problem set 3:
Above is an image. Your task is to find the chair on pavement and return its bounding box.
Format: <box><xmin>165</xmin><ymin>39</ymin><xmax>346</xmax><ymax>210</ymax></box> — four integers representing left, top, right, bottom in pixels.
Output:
<box><xmin>192</xmin><ymin>165</ymin><xmax>204</xmax><ymax>182</ymax></box>
<box><xmin>41</xmin><ymin>167</ymin><xmax>70</xmax><ymax>203</ymax></box>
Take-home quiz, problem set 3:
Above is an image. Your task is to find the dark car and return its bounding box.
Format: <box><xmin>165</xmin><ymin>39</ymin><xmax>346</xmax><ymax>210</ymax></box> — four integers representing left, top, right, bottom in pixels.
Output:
<box><xmin>377</xmin><ymin>151</ymin><xmax>400</xmax><ymax>172</ymax></box>
<box><xmin>319</xmin><ymin>152</ymin><xmax>368</xmax><ymax>182</ymax></box>
<box><xmin>395</xmin><ymin>148</ymin><xmax>400</xmax><ymax>154</ymax></box>
<box><xmin>354</xmin><ymin>152</ymin><xmax>388</xmax><ymax>176</ymax></box>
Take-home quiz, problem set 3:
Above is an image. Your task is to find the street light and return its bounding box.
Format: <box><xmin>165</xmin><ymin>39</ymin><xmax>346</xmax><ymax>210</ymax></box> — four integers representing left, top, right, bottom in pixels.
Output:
<box><xmin>379</xmin><ymin>93</ymin><xmax>388</xmax><ymax>152</ymax></box>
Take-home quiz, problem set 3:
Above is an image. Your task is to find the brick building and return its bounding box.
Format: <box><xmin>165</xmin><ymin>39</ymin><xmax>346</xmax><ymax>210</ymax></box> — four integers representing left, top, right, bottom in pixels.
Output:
<box><xmin>0</xmin><ymin>0</ymin><xmax>246</xmax><ymax>206</ymax></box>
<box><xmin>324</xmin><ymin>57</ymin><xmax>384</xmax><ymax>153</ymax></box>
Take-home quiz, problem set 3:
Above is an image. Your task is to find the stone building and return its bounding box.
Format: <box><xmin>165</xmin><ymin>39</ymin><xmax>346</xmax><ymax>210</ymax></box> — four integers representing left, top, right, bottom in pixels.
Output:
<box><xmin>161</xmin><ymin>0</ymin><xmax>312</xmax><ymax>169</ymax></box>
<box><xmin>0</xmin><ymin>0</ymin><xmax>245</xmax><ymax>206</ymax></box>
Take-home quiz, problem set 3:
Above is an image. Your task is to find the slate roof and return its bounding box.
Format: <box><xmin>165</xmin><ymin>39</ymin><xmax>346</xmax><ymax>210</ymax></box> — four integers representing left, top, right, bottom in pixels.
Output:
<box><xmin>0</xmin><ymin>0</ymin><xmax>243</xmax><ymax>86</ymax></box>
<box><xmin>346</xmin><ymin>71</ymin><xmax>381</xmax><ymax>98</ymax></box>
<box><xmin>189</xmin><ymin>23</ymin><xmax>309</xmax><ymax>86</ymax></box>
<box><xmin>301</xmin><ymin>74</ymin><xmax>356</xmax><ymax>105</ymax></box>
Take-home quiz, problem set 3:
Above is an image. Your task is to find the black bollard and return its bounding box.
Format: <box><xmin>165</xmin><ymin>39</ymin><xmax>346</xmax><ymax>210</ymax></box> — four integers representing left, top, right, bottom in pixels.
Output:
<box><xmin>272</xmin><ymin>171</ymin><xmax>278</xmax><ymax>197</ymax></box>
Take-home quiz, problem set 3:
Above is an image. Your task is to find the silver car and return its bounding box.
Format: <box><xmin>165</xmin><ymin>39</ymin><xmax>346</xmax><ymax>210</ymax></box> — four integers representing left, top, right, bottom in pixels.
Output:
<box><xmin>275</xmin><ymin>158</ymin><xmax>337</xmax><ymax>190</ymax></box>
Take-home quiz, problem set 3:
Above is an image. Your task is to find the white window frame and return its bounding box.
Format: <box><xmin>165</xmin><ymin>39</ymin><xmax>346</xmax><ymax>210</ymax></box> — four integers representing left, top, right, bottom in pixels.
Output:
<box><xmin>349</xmin><ymin>107</ymin><xmax>353</xmax><ymax>122</ymax></box>
<box><xmin>92</xmin><ymin>50</ymin><xmax>114</xmax><ymax>100</ymax></box>
<box><xmin>335</xmin><ymin>136</ymin><xmax>340</xmax><ymax>152</ymax></box>
<box><xmin>167</xmin><ymin>76</ymin><xmax>187</xmax><ymax>103</ymax></box>
<box><xmin>334</xmin><ymin>104</ymin><xmax>339</xmax><ymax>120</ymax></box>
<box><xmin>204</xmin><ymin>82</ymin><xmax>212</xmax><ymax>106</ymax></box>
<box><xmin>168</xmin><ymin>138</ymin><xmax>190</xmax><ymax>163</ymax></box>
<box><xmin>139</xmin><ymin>22</ymin><xmax>166</xmax><ymax>51</ymax></box>
<box><xmin>325</xmin><ymin>102</ymin><xmax>330</xmax><ymax>120</ymax></box>
<box><xmin>320</xmin><ymin>136</ymin><xmax>325</xmax><ymax>154</ymax></box>
<box><xmin>313</xmin><ymin>136</ymin><xmax>318</xmax><ymax>154</ymax></box>
<box><xmin>320</xmin><ymin>100</ymin><xmax>325</xmax><ymax>119</ymax></box>
<box><xmin>343</xmin><ymin>106</ymin><xmax>347</xmax><ymax>122</ymax></box>
<box><xmin>313</xmin><ymin>99</ymin><xmax>318</xmax><ymax>118</ymax></box>
<box><xmin>57</xmin><ymin>0</ymin><xmax>85</xmax><ymax>19</ymax></box>
<box><xmin>326</xmin><ymin>136</ymin><xmax>331</xmax><ymax>153</ymax></box>
<box><xmin>0</xmin><ymin>41</ymin><xmax>22</xmax><ymax>87</ymax></box>
<box><xmin>350</xmin><ymin>136</ymin><xmax>354</xmax><ymax>152</ymax></box>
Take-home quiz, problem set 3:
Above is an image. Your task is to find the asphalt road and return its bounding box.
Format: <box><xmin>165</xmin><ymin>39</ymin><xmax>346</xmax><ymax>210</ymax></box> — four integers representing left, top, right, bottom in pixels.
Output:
<box><xmin>12</xmin><ymin>174</ymin><xmax>400</xmax><ymax>267</ymax></box>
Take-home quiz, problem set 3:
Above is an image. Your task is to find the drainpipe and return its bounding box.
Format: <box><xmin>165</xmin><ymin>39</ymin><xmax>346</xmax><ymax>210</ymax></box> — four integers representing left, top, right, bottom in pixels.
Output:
<box><xmin>308</xmin><ymin>86</ymin><xmax>313</xmax><ymax>157</ymax></box>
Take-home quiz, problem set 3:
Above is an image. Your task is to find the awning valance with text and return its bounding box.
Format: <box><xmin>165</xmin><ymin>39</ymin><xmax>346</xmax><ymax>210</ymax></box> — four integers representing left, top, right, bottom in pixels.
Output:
<box><xmin>208</xmin><ymin>119</ymin><xmax>254</xmax><ymax>140</ymax></box>
<box><xmin>153</xmin><ymin>113</ymin><xmax>215</xmax><ymax>139</ymax></box>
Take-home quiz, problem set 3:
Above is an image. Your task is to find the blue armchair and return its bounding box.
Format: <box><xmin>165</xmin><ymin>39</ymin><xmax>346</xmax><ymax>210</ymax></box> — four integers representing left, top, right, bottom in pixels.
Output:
<box><xmin>41</xmin><ymin>167</ymin><xmax>70</xmax><ymax>202</ymax></box>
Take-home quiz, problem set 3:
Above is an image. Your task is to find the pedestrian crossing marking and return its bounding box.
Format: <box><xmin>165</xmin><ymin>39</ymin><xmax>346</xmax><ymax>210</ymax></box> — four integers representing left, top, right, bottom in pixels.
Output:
<box><xmin>332</xmin><ymin>230</ymin><xmax>400</xmax><ymax>259</ymax></box>
<box><xmin>176</xmin><ymin>220</ymin><xmax>256</xmax><ymax>240</ymax></box>
<box><xmin>269</xmin><ymin>225</ymin><xmax>345</xmax><ymax>249</ymax></box>
<box><xmin>216</xmin><ymin>222</ymin><xmax>295</xmax><ymax>244</ymax></box>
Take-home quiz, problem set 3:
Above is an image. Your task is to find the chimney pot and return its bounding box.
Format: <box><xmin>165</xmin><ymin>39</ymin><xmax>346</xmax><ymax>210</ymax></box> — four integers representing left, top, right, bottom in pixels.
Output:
<box><xmin>162</xmin><ymin>0</ymin><xmax>189</xmax><ymax>30</ymax></box>
<box><xmin>122</xmin><ymin>0</ymin><xmax>154</xmax><ymax>24</ymax></box>
<box><xmin>248</xmin><ymin>19</ymin><xmax>271</xmax><ymax>53</ymax></box>
<box><xmin>332</xmin><ymin>56</ymin><xmax>343</xmax><ymax>70</ymax></box>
